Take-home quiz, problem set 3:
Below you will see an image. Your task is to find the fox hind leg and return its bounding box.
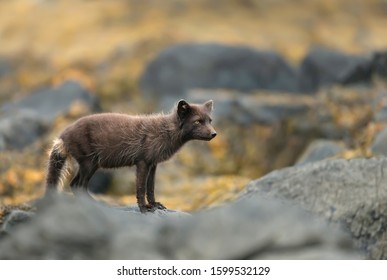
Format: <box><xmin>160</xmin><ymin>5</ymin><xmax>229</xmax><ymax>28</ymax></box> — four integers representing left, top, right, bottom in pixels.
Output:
<box><xmin>70</xmin><ymin>159</ymin><xmax>97</xmax><ymax>196</ymax></box>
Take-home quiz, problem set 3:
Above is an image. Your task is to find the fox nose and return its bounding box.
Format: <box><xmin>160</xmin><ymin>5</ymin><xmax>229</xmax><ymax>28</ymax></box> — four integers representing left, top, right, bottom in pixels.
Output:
<box><xmin>211</xmin><ymin>132</ymin><xmax>217</xmax><ymax>138</ymax></box>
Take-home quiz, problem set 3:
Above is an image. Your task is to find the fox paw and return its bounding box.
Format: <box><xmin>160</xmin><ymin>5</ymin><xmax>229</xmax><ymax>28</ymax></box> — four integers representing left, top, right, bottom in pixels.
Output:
<box><xmin>139</xmin><ymin>204</ymin><xmax>155</xmax><ymax>213</ymax></box>
<box><xmin>150</xmin><ymin>202</ymin><xmax>167</xmax><ymax>210</ymax></box>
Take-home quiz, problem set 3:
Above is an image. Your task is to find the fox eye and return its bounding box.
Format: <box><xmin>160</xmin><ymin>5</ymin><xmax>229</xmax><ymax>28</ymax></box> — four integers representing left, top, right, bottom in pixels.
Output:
<box><xmin>194</xmin><ymin>120</ymin><xmax>201</xmax><ymax>125</ymax></box>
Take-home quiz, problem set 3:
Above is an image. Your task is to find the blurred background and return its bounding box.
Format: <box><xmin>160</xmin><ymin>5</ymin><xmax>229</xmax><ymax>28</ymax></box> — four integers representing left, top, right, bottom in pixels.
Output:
<box><xmin>0</xmin><ymin>0</ymin><xmax>387</xmax><ymax>211</ymax></box>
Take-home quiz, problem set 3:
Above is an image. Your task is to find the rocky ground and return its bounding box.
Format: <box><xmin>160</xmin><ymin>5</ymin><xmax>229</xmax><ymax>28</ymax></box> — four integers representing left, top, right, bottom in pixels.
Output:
<box><xmin>0</xmin><ymin>0</ymin><xmax>387</xmax><ymax>259</ymax></box>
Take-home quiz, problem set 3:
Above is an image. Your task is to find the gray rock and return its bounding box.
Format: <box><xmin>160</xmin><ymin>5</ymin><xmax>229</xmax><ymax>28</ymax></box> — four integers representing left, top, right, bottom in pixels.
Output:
<box><xmin>373</xmin><ymin>89</ymin><xmax>387</xmax><ymax>122</ymax></box>
<box><xmin>140</xmin><ymin>43</ymin><xmax>300</xmax><ymax>104</ymax></box>
<box><xmin>372</xmin><ymin>51</ymin><xmax>387</xmax><ymax>78</ymax></box>
<box><xmin>245</xmin><ymin>157</ymin><xmax>387</xmax><ymax>259</ymax></box>
<box><xmin>1</xmin><ymin>210</ymin><xmax>35</xmax><ymax>234</ymax></box>
<box><xmin>374</xmin><ymin>107</ymin><xmax>387</xmax><ymax>122</ymax></box>
<box><xmin>0</xmin><ymin>80</ymin><xmax>99</xmax><ymax>150</ymax></box>
<box><xmin>0</xmin><ymin>110</ymin><xmax>49</xmax><ymax>150</ymax></box>
<box><xmin>299</xmin><ymin>47</ymin><xmax>369</xmax><ymax>92</ymax></box>
<box><xmin>296</xmin><ymin>139</ymin><xmax>345</xmax><ymax>166</ymax></box>
<box><xmin>187</xmin><ymin>89</ymin><xmax>315</xmax><ymax>125</ymax></box>
<box><xmin>238</xmin><ymin>94</ymin><xmax>313</xmax><ymax>125</ymax></box>
<box><xmin>0</xmin><ymin>193</ymin><xmax>360</xmax><ymax>259</ymax></box>
<box><xmin>2</xmin><ymin>80</ymin><xmax>99</xmax><ymax>122</ymax></box>
<box><xmin>371</xmin><ymin>126</ymin><xmax>387</xmax><ymax>156</ymax></box>
<box><xmin>0</xmin><ymin>57</ymin><xmax>11</xmax><ymax>77</ymax></box>
<box><xmin>338</xmin><ymin>51</ymin><xmax>387</xmax><ymax>85</ymax></box>
<box><xmin>157</xmin><ymin>197</ymin><xmax>358</xmax><ymax>260</ymax></box>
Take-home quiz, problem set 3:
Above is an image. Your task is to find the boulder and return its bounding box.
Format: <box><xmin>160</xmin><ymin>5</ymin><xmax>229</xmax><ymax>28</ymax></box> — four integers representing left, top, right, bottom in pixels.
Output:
<box><xmin>372</xmin><ymin>51</ymin><xmax>387</xmax><ymax>78</ymax></box>
<box><xmin>299</xmin><ymin>47</ymin><xmax>369</xmax><ymax>92</ymax></box>
<box><xmin>339</xmin><ymin>50</ymin><xmax>387</xmax><ymax>85</ymax></box>
<box><xmin>2</xmin><ymin>80</ymin><xmax>99</xmax><ymax>122</ymax></box>
<box><xmin>296</xmin><ymin>139</ymin><xmax>345</xmax><ymax>166</ymax></box>
<box><xmin>1</xmin><ymin>210</ymin><xmax>35</xmax><ymax>235</ymax></box>
<box><xmin>371</xmin><ymin>126</ymin><xmax>387</xmax><ymax>156</ymax></box>
<box><xmin>0</xmin><ymin>57</ymin><xmax>16</xmax><ymax>103</ymax></box>
<box><xmin>0</xmin><ymin>80</ymin><xmax>99</xmax><ymax>150</ymax></box>
<box><xmin>156</xmin><ymin>196</ymin><xmax>358</xmax><ymax>260</ymax></box>
<box><xmin>140</xmin><ymin>43</ymin><xmax>300</xmax><ymax>107</ymax></box>
<box><xmin>0</xmin><ymin>57</ymin><xmax>11</xmax><ymax>77</ymax></box>
<box><xmin>0</xmin><ymin>110</ymin><xmax>48</xmax><ymax>150</ymax></box>
<box><xmin>373</xmin><ymin>88</ymin><xmax>387</xmax><ymax>122</ymax></box>
<box><xmin>0</xmin><ymin>193</ymin><xmax>360</xmax><ymax>259</ymax></box>
<box><xmin>245</xmin><ymin>157</ymin><xmax>387</xmax><ymax>259</ymax></box>
<box><xmin>187</xmin><ymin>89</ymin><xmax>315</xmax><ymax>125</ymax></box>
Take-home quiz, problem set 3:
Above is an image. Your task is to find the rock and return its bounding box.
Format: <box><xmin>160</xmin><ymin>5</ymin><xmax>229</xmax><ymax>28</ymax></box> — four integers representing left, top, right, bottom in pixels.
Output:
<box><xmin>2</xmin><ymin>80</ymin><xmax>100</xmax><ymax>122</ymax></box>
<box><xmin>157</xmin><ymin>196</ymin><xmax>358</xmax><ymax>260</ymax></box>
<box><xmin>140</xmin><ymin>43</ymin><xmax>300</xmax><ymax>107</ymax></box>
<box><xmin>299</xmin><ymin>47</ymin><xmax>368</xmax><ymax>92</ymax></box>
<box><xmin>187</xmin><ymin>89</ymin><xmax>315</xmax><ymax>125</ymax></box>
<box><xmin>1</xmin><ymin>210</ymin><xmax>35</xmax><ymax>234</ymax></box>
<box><xmin>0</xmin><ymin>57</ymin><xmax>11</xmax><ymax>77</ymax></box>
<box><xmin>0</xmin><ymin>193</ymin><xmax>360</xmax><ymax>259</ymax></box>
<box><xmin>237</xmin><ymin>93</ymin><xmax>314</xmax><ymax>125</ymax></box>
<box><xmin>0</xmin><ymin>80</ymin><xmax>99</xmax><ymax>150</ymax></box>
<box><xmin>245</xmin><ymin>157</ymin><xmax>387</xmax><ymax>259</ymax></box>
<box><xmin>0</xmin><ymin>194</ymin><xmax>188</xmax><ymax>259</ymax></box>
<box><xmin>339</xmin><ymin>50</ymin><xmax>387</xmax><ymax>85</ymax></box>
<box><xmin>310</xmin><ymin>49</ymin><xmax>387</xmax><ymax>85</ymax></box>
<box><xmin>372</xmin><ymin>51</ymin><xmax>387</xmax><ymax>78</ymax></box>
<box><xmin>371</xmin><ymin>126</ymin><xmax>387</xmax><ymax>156</ymax></box>
<box><xmin>0</xmin><ymin>57</ymin><xmax>16</xmax><ymax>103</ymax></box>
<box><xmin>296</xmin><ymin>139</ymin><xmax>345</xmax><ymax>166</ymax></box>
<box><xmin>0</xmin><ymin>110</ymin><xmax>48</xmax><ymax>150</ymax></box>
<box><xmin>373</xmin><ymin>88</ymin><xmax>387</xmax><ymax>122</ymax></box>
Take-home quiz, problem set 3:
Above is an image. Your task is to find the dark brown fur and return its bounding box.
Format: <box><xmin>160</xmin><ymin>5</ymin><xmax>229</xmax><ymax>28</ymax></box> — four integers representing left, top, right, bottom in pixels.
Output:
<box><xmin>45</xmin><ymin>100</ymin><xmax>216</xmax><ymax>212</ymax></box>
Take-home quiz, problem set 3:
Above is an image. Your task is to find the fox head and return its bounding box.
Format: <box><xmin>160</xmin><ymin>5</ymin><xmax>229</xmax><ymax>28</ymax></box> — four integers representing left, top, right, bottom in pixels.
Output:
<box><xmin>177</xmin><ymin>99</ymin><xmax>217</xmax><ymax>142</ymax></box>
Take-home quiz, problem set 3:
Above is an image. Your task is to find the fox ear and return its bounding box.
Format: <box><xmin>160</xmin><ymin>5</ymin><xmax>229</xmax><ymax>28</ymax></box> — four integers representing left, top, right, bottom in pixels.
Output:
<box><xmin>177</xmin><ymin>99</ymin><xmax>191</xmax><ymax>120</ymax></box>
<box><xmin>204</xmin><ymin>100</ymin><xmax>213</xmax><ymax>113</ymax></box>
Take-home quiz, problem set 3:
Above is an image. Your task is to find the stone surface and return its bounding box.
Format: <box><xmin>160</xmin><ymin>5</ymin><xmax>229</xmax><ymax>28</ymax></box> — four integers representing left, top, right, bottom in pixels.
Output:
<box><xmin>372</xmin><ymin>51</ymin><xmax>387</xmax><ymax>78</ymax></box>
<box><xmin>2</xmin><ymin>80</ymin><xmax>99</xmax><ymax>122</ymax></box>
<box><xmin>0</xmin><ymin>80</ymin><xmax>99</xmax><ymax>150</ymax></box>
<box><xmin>299</xmin><ymin>47</ymin><xmax>369</xmax><ymax>92</ymax></box>
<box><xmin>371</xmin><ymin>126</ymin><xmax>387</xmax><ymax>156</ymax></box>
<box><xmin>373</xmin><ymin>88</ymin><xmax>387</xmax><ymax>122</ymax></box>
<box><xmin>140</xmin><ymin>43</ymin><xmax>300</xmax><ymax>107</ymax></box>
<box><xmin>0</xmin><ymin>193</ymin><xmax>360</xmax><ymax>259</ymax></box>
<box><xmin>156</xmin><ymin>196</ymin><xmax>358</xmax><ymax>260</ymax></box>
<box><xmin>1</xmin><ymin>210</ymin><xmax>35</xmax><ymax>234</ymax></box>
<box><xmin>0</xmin><ymin>57</ymin><xmax>11</xmax><ymax>77</ymax></box>
<box><xmin>0</xmin><ymin>110</ymin><xmax>48</xmax><ymax>150</ymax></box>
<box><xmin>187</xmin><ymin>89</ymin><xmax>315</xmax><ymax>125</ymax></box>
<box><xmin>245</xmin><ymin>157</ymin><xmax>387</xmax><ymax>259</ymax></box>
<box><xmin>296</xmin><ymin>139</ymin><xmax>346</xmax><ymax>166</ymax></box>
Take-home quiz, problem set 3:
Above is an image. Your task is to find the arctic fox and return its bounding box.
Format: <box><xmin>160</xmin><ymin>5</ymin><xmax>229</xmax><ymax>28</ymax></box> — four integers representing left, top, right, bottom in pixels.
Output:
<box><xmin>45</xmin><ymin>100</ymin><xmax>216</xmax><ymax>212</ymax></box>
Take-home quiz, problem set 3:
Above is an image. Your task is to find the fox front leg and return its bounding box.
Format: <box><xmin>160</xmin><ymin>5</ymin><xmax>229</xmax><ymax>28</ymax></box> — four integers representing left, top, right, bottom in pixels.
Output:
<box><xmin>136</xmin><ymin>161</ymin><xmax>154</xmax><ymax>213</ymax></box>
<box><xmin>146</xmin><ymin>164</ymin><xmax>166</xmax><ymax>210</ymax></box>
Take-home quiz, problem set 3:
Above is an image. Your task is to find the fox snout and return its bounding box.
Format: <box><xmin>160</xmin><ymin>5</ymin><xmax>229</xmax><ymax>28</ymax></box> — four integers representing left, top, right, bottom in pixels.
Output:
<box><xmin>205</xmin><ymin>126</ymin><xmax>217</xmax><ymax>141</ymax></box>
